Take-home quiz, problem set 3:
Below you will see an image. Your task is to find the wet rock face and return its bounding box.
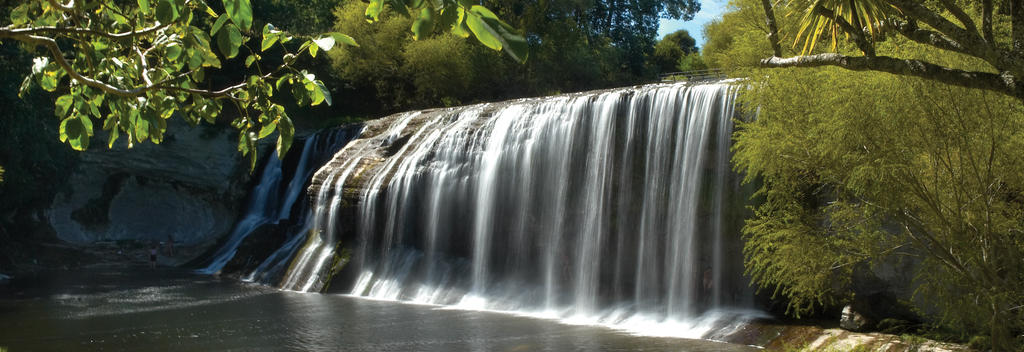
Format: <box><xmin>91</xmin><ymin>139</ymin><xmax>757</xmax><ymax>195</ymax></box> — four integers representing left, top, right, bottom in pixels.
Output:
<box><xmin>47</xmin><ymin>120</ymin><xmax>256</xmax><ymax>245</ymax></box>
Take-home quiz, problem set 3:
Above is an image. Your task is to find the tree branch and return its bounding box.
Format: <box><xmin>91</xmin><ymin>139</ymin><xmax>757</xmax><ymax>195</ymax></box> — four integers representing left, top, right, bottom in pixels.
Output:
<box><xmin>1013</xmin><ymin>0</ymin><xmax>1024</xmax><ymax>54</ymax></box>
<box><xmin>892</xmin><ymin>20</ymin><xmax>969</xmax><ymax>54</ymax></box>
<box><xmin>983</xmin><ymin>0</ymin><xmax>995</xmax><ymax>44</ymax></box>
<box><xmin>760</xmin><ymin>0</ymin><xmax>782</xmax><ymax>57</ymax></box>
<box><xmin>3</xmin><ymin>33</ymin><xmax>253</xmax><ymax>99</ymax></box>
<box><xmin>1</xmin><ymin>24</ymin><xmax>170</xmax><ymax>41</ymax></box>
<box><xmin>938</xmin><ymin>0</ymin><xmax>978</xmax><ymax>35</ymax></box>
<box><xmin>760</xmin><ymin>54</ymin><xmax>1023</xmax><ymax>101</ymax></box>
<box><xmin>890</xmin><ymin>0</ymin><xmax>1023</xmax><ymax>77</ymax></box>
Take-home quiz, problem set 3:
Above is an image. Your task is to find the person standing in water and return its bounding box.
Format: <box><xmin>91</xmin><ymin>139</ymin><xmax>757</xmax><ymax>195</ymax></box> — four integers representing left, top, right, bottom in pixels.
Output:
<box><xmin>149</xmin><ymin>243</ymin><xmax>158</xmax><ymax>269</ymax></box>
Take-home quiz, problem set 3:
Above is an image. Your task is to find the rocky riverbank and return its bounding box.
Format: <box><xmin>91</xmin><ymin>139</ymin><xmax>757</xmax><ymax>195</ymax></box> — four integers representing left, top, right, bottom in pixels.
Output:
<box><xmin>720</xmin><ymin>322</ymin><xmax>972</xmax><ymax>351</ymax></box>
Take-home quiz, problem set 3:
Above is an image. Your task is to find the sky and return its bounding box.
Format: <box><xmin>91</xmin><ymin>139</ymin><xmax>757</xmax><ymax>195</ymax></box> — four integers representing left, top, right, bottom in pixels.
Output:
<box><xmin>656</xmin><ymin>0</ymin><xmax>728</xmax><ymax>48</ymax></box>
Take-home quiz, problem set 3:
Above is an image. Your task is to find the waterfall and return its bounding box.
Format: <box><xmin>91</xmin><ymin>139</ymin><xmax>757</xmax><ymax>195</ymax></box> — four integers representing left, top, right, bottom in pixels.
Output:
<box><xmin>279</xmin><ymin>81</ymin><xmax>760</xmax><ymax>338</ymax></box>
<box><xmin>196</xmin><ymin>127</ymin><xmax>361</xmax><ymax>276</ymax></box>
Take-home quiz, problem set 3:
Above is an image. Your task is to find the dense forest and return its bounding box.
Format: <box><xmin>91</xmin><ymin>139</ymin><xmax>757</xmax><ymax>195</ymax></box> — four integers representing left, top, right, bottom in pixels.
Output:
<box><xmin>2</xmin><ymin>0</ymin><xmax>1023</xmax><ymax>350</ymax></box>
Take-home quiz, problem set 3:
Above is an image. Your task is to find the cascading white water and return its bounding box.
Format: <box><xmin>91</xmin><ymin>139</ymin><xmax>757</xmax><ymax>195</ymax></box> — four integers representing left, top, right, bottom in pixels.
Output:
<box><xmin>198</xmin><ymin>127</ymin><xmax>361</xmax><ymax>276</ymax></box>
<box><xmin>195</xmin><ymin>151</ymin><xmax>284</xmax><ymax>275</ymax></box>
<box><xmin>284</xmin><ymin>81</ymin><xmax>759</xmax><ymax>338</ymax></box>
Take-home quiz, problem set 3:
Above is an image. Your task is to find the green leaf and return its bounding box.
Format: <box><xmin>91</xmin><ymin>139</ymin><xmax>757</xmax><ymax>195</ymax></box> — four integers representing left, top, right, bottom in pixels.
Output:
<box><xmin>315</xmin><ymin>80</ymin><xmax>331</xmax><ymax>106</ymax></box>
<box><xmin>55</xmin><ymin>94</ymin><xmax>73</xmax><ymax>118</ymax></box>
<box><xmin>365</xmin><ymin>0</ymin><xmax>384</xmax><ymax>22</ymax></box>
<box><xmin>11</xmin><ymin>4</ymin><xmax>30</xmax><ymax>26</ymax></box>
<box><xmin>257</xmin><ymin>121</ymin><xmax>276</xmax><ymax>138</ymax></box>
<box><xmin>469</xmin><ymin>5</ymin><xmax>499</xmax><ymax>20</ymax></box>
<box><xmin>245</xmin><ymin>54</ymin><xmax>257</xmax><ymax>67</ymax></box>
<box><xmin>328</xmin><ymin>32</ymin><xmax>358</xmax><ymax>47</ymax></box>
<box><xmin>467</xmin><ymin>6</ymin><xmax>528</xmax><ymax>63</ymax></box>
<box><xmin>108</xmin><ymin>127</ymin><xmax>120</xmax><ymax>148</ymax></box>
<box><xmin>276</xmin><ymin>114</ymin><xmax>294</xmax><ymax>157</ymax></box>
<box><xmin>411</xmin><ymin>7</ymin><xmax>435</xmax><ymax>41</ymax></box>
<box><xmin>216</xmin><ymin>24</ymin><xmax>242</xmax><ymax>59</ymax></box>
<box><xmin>465</xmin><ymin>11</ymin><xmax>501</xmax><ymax>51</ymax></box>
<box><xmin>106</xmin><ymin>7</ymin><xmax>129</xmax><ymax>25</ymax></box>
<box><xmin>481</xmin><ymin>17</ymin><xmax>528</xmax><ymax>63</ymax></box>
<box><xmin>138</xmin><ymin>0</ymin><xmax>150</xmax><ymax>13</ymax></box>
<box><xmin>275</xmin><ymin>75</ymin><xmax>290</xmax><ymax>90</ymax></box>
<box><xmin>224</xmin><ymin>0</ymin><xmax>253</xmax><ymax>31</ymax></box>
<box><xmin>62</xmin><ymin>116</ymin><xmax>90</xmax><ymax>151</ymax></box>
<box><xmin>58</xmin><ymin>118</ymin><xmax>70</xmax><ymax>143</ymax></box>
<box><xmin>307</xmin><ymin>41</ymin><xmax>319</xmax><ymax>58</ymax></box>
<box><xmin>211</xmin><ymin>15</ymin><xmax>229</xmax><ymax>36</ymax></box>
<box><xmin>451</xmin><ymin>8</ymin><xmax>470</xmax><ymax>38</ymax></box>
<box><xmin>204</xmin><ymin>4</ymin><xmax>218</xmax><ymax>18</ymax></box>
<box><xmin>166</xmin><ymin>44</ymin><xmax>183</xmax><ymax>61</ymax></box>
<box><xmin>79</xmin><ymin>113</ymin><xmax>94</xmax><ymax>137</ymax></box>
<box><xmin>36</xmin><ymin>63</ymin><xmax>61</xmax><ymax>92</ymax></box>
<box><xmin>132</xmin><ymin>109</ymin><xmax>150</xmax><ymax>142</ymax></box>
<box><xmin>156</xmin><ymin>0</ymin><xmax>179</xmax><ymax>24</ymax></box>
<box><xmin>261</xmin><ymin>24</ymin><xmax>280</xmax><ymax>51</ymax></box>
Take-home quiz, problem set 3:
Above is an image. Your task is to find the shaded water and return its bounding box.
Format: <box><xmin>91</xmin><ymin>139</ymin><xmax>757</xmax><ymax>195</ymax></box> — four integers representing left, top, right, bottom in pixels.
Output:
<box><xmin>0</xmin><ymin>268</ymin><xmax>757</xmax><ymax>351</ymax></box>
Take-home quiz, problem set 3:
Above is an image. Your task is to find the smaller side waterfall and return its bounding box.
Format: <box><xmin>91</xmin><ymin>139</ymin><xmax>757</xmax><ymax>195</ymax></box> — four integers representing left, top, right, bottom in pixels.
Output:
<box><xmin>196</xmin><ymin>127</ymin><xmax>361</xmax><ymax>275</ymax></box>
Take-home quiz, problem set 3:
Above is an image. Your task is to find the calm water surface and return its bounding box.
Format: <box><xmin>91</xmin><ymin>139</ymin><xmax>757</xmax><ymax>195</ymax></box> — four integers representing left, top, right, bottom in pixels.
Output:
<box><xmin>0</xmin><ymin>268</ymin><xmax>757</xmax><ymax>351</ymax></box>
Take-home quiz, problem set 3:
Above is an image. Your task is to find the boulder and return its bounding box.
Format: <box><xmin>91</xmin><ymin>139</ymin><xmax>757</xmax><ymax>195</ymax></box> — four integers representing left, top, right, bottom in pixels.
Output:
<box><xmin>840</xmin><ymin>304</ymin><xmax>871</xmax><ymax>331</ymax></box>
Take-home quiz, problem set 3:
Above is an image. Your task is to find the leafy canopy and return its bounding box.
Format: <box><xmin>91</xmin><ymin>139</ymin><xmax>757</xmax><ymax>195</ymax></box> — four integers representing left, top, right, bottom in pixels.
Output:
<box><xmin>0</xmin><ymin>0</ymin><xmax>527</xmax><ymax>168</ymax></box>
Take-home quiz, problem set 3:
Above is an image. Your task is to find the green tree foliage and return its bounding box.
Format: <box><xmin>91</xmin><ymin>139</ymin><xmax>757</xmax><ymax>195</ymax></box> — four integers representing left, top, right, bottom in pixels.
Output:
<box><xmin>328</xmin><ymin>0</ymin><xmax>704</xmax><ymax>113</ymax></box>
<box><xmin>736</xmin><ymin>65</ymin><xmax>1024</xmax><ymax>348</ymax></box>
<box><xmin>676</xmin><ymin>52</ymin><xmax>707</xmax><ymax>71</ymax></box>
<box><xmin>0</xmin><ymin>0</ymin><xmax>354</xmax><ymax>169</ymax></box>
<box><xmin>713</xmin><ymin>0</ymin><xmax>1024</xmax><ymax>347</ymax></box>
<box><xmin>0</xmin><ymin>0</ymin><xmax>525</xmax><ymax>167</ymax></box>
<box><xmin>652</xmin><ymin>29</ymin><xmax>698</xmax><ymax>73</ymax></box>
<box><xmin>576</xmin><ymin>0</ymin><xmax>701</xmax><ymax>73</ymax></box>
<box><xmin>758</xmin><ymin>0</ymin><xmax>1024</xmax><ymax>103</ymax></box>
<box><xmin>253</xmin><ymin>0</ymin><xmax>341</xmax><ymax>35</ymax></box>
<box><xmin>487</xmin><ymin>0</ymin><xmax>701</xmax><ymax>77</ymax></box>
<box><xmin>401</xmin><ymin>33</ymin><xmax>475</xmax><ymax>107</ymax></box>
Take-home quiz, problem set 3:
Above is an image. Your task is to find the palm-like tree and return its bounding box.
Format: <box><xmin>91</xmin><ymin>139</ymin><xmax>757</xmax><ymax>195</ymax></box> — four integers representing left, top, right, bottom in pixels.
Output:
<box><xmin>787</xmin><ymin>0</ymin><xmax>898</xmax><ymax>54</ymax></box>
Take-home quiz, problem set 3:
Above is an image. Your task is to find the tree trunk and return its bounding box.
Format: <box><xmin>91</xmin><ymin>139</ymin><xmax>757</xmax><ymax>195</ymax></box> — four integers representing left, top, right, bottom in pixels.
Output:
<box><xmin>760</xmin><ymin>0</ymin><xmax>782</xmax><ymax>57</ymax></box>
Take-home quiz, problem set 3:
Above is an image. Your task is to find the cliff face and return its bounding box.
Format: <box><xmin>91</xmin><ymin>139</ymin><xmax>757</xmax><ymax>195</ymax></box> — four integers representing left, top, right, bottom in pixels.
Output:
<box><xmin>46</xmin><ymin>119</ymin><xmax>255</xmax><ymax>246</ymax></box>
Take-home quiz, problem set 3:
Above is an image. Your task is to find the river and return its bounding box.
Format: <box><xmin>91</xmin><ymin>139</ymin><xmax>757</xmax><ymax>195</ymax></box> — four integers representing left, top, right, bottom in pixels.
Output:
<box><xmin>0</xmin><ymin>267</ymin><xmax>758</xmax><ymax>351</ymax></box>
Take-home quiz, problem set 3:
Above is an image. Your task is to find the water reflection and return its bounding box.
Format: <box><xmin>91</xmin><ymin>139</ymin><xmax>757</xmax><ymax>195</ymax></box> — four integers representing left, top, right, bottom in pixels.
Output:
<box><xmin>0</xmin><ymin>269</ymin><xmax>756</xmax><ymax>351</ymax></box>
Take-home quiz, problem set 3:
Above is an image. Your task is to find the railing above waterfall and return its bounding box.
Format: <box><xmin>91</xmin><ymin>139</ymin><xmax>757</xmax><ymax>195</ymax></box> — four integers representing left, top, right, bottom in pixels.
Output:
<box><xmin>659</xmin><ymin>69</ymin><xmax>725</xmax><ymax>83</ymax></box>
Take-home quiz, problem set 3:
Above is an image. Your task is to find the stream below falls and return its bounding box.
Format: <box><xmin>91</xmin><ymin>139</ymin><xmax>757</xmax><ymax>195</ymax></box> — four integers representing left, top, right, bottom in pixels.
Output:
<box><xmin>0</xmin><ymin>268</ymin><xmax>759</xmax><ymax>351</ymax></box>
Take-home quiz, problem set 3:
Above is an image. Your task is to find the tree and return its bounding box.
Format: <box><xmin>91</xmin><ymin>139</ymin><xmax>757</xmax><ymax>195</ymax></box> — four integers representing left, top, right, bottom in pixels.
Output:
<box><xmin>652</xmin><ymin>29</ymin><xmax>698</xmax><ymax>73</ymax></box>
<box><xmin>676</xmin><ymin>51</ymin><xmax>706</xmax><ymax>71</ymax></box>
<box><xmin>0</xmin><ymin>0</ymin><xmax>527</xmax><ymax>167</ymax></box>
<box><xmin>709</xmin><ymin>0</ymin><xmax>1024</xmax><ymax>347</ymax></box>
<box><xmin>757</xmin><ymin>0</ymin><xmax>1024</xmax><ymax>103</ymax></box>
<box><xmin>734</xmin><ymin>65</ymin><xmax>1024</xmax><ymax>350</ymax></box>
